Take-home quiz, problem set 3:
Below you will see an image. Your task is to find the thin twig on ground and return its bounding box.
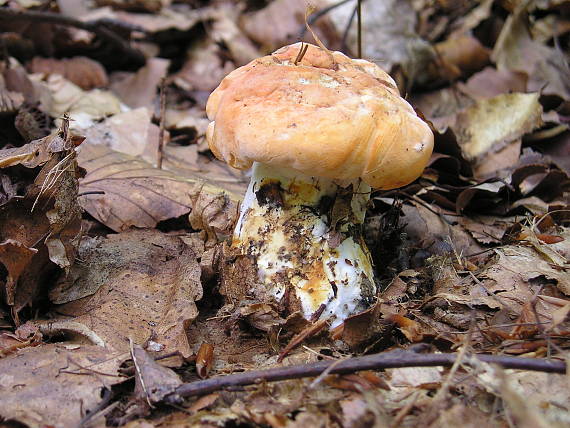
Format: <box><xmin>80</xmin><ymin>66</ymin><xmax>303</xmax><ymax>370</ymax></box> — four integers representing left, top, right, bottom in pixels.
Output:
<box><xmin>164</xmin><ymin>346</ymin><xmax>567</xmax><ymax>403</ymax></box>
<box><xmin>157</xmin><ymin>78</ymin><xmax>167</xmax><ymax>170</ymax></box>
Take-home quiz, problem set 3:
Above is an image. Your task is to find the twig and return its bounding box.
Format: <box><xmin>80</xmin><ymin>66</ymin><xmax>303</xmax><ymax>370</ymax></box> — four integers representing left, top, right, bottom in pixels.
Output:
<box><xmin>77</xmin><ymin>190</ymin><xmax>105</xmax><ymax>197</ymax></box>
<box><xmin>341</xmin><ymin>5</ymin><xmax>357</xmax><ymax>52</ymax></box>
<box><xmin>164</xmin><ymin>347</ymin><xmax>567</xmax><ymax>402</ymax></box>
<box><xmin>0</xmin><ymin>8</ymin><xmax>145</xmax><ymax>67</ymax></box>
<box><xmin>157</xmin><ymin>77</ymin><xmax>167</xmax><ymax>170</ymax></box>
<box><xmin>298</xmin><ymin>0</ymin><xmax>354</xmax><ymax>39</ymax></box>
<box><xmin>357</xmin><ymin>0</ymin><xmax>362</xmax><ymax>58</ymax></box>
<box><xmin>76</xmin><ymin>388</ymin><xmax>114</xmax><ymax>428</ymax></box>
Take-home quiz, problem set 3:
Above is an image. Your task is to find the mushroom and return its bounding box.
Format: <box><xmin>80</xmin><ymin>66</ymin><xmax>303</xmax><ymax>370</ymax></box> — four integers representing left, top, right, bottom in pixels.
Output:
<box><xmin>206</xmin><ymin>43</ymin><xmax>433</xmax><ymax>327</ymax></box>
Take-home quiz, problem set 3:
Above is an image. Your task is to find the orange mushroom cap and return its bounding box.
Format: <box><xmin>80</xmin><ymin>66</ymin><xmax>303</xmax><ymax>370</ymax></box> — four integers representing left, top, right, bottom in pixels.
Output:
<box><xmin>206</xmin><ymin>43</ymin><xmax>433</xmax><ymax>189</ymax></box>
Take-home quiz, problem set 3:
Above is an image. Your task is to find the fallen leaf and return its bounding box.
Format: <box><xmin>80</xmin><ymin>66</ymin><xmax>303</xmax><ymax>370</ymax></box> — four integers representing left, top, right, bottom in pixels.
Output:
<box><xmin>132</xmin><ymin>343</ymin><xmax>182</xmax><ymax>406</ymax></box>
<box><xmin>458</xmin><ymin>66</ymin><xmax>528</xmax><ymax>100</ymax></box>
<box><xmin>386</xmin><ymin>314</ymin><xmax>425</xmax><ymax>342</ymax></box>
<box><xmin>492</xmin><ymin>8</ymin><xmax>570</xmax><ymax>100</ymax></box>
<box><xmin>278</xmin><ymin>319</ymin><xmax>327</xmax><ymax>362</ymax></box>
<box><xmin>173</xmin><ymin>38</ymin><xmax>235</xmax><ymax>93</ymax></box>
<box><xmin>78</xmin><ymin>144</ymin><xmax>238</xmax><ymax>232</ymax></box>
<box><xmin>47</xmin><ymin>229</ymin><xmax>203</xmax><ymax>356</ymax></box>
<box><xmin>28</xmin><ymin>56</ymin><xmax>109</xmax><ymax>90</ymax></box>
<box><xmin>0</xmin><ymin>344</ymin><xmax>124</xmax><ymax>427</ymax></box>
<box><xmin>0</xmin><ymin>129</ymin><xmax>81</xmax><ymax>319</ymax></box>
<box><xmin>454</xmin><ymin>92</ymin><xmax>543</xmax><ymax>162</ymax></box>
<box><xmin>240</xmin><ymin>0</ymin><xmax>329</xmax><ymax>51</ymax></box>
<box><xmin>196</xmin><ymin>342</ymin><xmax>214</xmax><ymax>379</ymax></box>
<box><xmin>83</xmin><ymin>107</ymin><xmax>162</xmax><ymax>164</ymax></box>
<box><xmin>111</xmin><ymin>58</ymin><xmax>170</xmax><ymax>109</ymax></box>
<box><xmin>327</xmin><ymin>0</ymin><xmax>426</xmax><ymax>71</ymax></box>
<box><xmin>429</xmin><ymin>33</ymin><xmax>490</xmax><ymax>82</ymax></box>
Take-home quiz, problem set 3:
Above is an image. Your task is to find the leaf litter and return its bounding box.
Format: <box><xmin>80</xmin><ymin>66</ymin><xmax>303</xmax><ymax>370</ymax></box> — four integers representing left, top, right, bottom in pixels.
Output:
<box><xmin>0</xmin><ymin>0</ymin><xmax>569</xmax><ymax>427</ymax></box>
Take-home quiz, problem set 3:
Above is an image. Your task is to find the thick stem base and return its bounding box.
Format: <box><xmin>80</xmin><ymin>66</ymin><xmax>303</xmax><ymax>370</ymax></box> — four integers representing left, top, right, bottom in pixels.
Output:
<box><xmin>233</xmin><ymin>162</ymin><xmax>376</xmax><ymax>326</ymax></box>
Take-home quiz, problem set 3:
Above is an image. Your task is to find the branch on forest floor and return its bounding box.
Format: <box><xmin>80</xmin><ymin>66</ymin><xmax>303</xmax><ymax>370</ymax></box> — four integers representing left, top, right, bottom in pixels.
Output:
<box><xmin>164</xmin><ymin>345</ymin><xmax>567</xmax><ymax>403</ymax></box>
<box><xmin>0</xmin><ymin>8</ymin><xmax>145</xmax><ymax>67</ymax></box>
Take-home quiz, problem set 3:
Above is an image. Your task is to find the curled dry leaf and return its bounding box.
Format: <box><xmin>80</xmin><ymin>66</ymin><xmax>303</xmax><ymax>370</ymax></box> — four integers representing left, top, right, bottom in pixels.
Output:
<box><xmin>48</xmin><ymin>229</ymin><xmax>203</xmax><ymax>356</ymax></box>
<box><xmin>0</xmin><ymin>240</ymin><xmax>37</xmax><ymax>306</ymax></box>
<box><xmin>429</xmin><ymin>33</ymin><xmax>490</xmax><ymax>82</ymax></box>
<box><xmin>28</xmin><ymin>56</ymin><xmax>109</xmax><ymax>90</ymax></box>
<box><xmin>386</xmin><ymin>314</ymin><xmax>425</xmax><ymax>343</ymax></box>
<box><xmin>195</xmin><ymin>342</ymin><xmax>214</xmax><ymax>379</ymax></box>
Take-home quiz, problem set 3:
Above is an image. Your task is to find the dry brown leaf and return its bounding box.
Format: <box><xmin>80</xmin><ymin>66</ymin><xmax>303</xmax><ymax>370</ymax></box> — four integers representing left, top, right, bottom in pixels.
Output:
<box><xmin>78</xmin><ymin>144</ymin><xmax>238</xmax><ymax>232</ymax></box>
<box><xmin>482</xmin><ymin>245</ymin><xmax>569</xmax><ymax>307</ymax></box>
<box><xmin>208</xmin><ymin>4</ymin><xmax>260</xmax><ymax>66</ymax></box>
<box><xmin>278</xmin><ymin>319</ymin><xmax>327</xmax><ymax>362</ymax></box>
<box><xmin>388</xmin><ymin>366</ymin><xmax>442</xmax><ymax>388</ymax></box>
<box><xmin>385</xmin><ymin>314</ymin><xmax>424</xmax><ymax>342</ymax></box>
<box><xmin>83</xmin><ymin>107</ymin><xmax>161</xmax><ymax>164</ymax></box>
<box><xmin>430</xmin><ymin>34</ymin><xmax>490</xmax><ymax>81</ymax></box>
<box><xmin>132</xmin><ymin>343</ymin><xmax>182</xmax><ymax>406</ymax></box>
<box><xmin>111</xmin><ymin>58</ymin><xmax>170</xmax><ymax>109</ymax></box>
<box><xmin>458</xmin><ymin>66</ymin><xmax>528</xmax><ymax>100</ymax></box>
<box><xmin>0</xmin><ymin>240</ymin><xmax>37</xmax><ymax>306</ymax></box>
<box><xmin>28</xmin><ymin>56</ymin><xmax>109</xmax><ymax>90</ymax></box>
<box><xmin>188</xmin><ymin>393</ymin><xmax>220</xmax><ymax>414</ymax></box>
<box><xmin>327</xmin><ymin>0</ymin><xmax>426</xmax><ymax>71</ymax></box>
<box><xmin>172</xmin><ymin>38</ymin><xmax>236</xmax><ymax>93</ymax></box>
<box><xmin>454</xmin><ymin>92</ymin><xmax>543</xmax><ymax>162</ymax></box>
<box><xmin>0</xmin><ymin>133</ymin><xmax>61</xmax><ymax>168</ymax></box>
<box><xmin>0</xmin><ymin>344</ymin><xmax>124</xmax><ymax>427</ymax></box>
<box><xmin>47</xmin><ymin>229</ymin><xmax>203</xmax><ymax>356</ymax></box>
<box><xmin>239</xmin><ymin>302</ymin><xmax>285</xmax><ymax>333</ymax></box>
<box><xmin>492</xmin><ymin>8</ymin><xmax>570</xmax><ymax>100</ymax></box>
<box><xmin>240</xmin><ymin>0</ymin><xmax>328</xmax><ymax>51</ymax></box>
<box><xmin>340</xmin><ymin>302</ymin><xmax>392</xmax><ymax>350</ymax></box>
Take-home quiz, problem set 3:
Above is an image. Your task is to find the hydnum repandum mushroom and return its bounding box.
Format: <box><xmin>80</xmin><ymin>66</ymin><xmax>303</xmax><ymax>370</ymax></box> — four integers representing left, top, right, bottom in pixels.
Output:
<box><xmin>206</xmin><ymin>43</ymin><xmax>434</xmax><ymax>327</ymax></box>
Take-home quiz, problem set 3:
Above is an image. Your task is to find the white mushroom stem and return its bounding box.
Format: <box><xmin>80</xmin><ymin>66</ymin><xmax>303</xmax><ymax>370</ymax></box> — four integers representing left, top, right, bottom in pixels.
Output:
<box><xmin>233</xmin><ymin>162</ymin><xmax>376</xmax><ymax>327</ymax></box>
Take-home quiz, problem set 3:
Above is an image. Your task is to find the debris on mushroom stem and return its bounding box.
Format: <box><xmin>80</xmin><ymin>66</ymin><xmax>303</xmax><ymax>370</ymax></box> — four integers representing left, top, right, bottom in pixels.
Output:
<box><xmin>233</xmin><ymin>162</ymin><xmax>375</xmax><ymax>326</ymax></box>
<box><xmin>205</xmin><ymin>42</ymin><xmax>434</xmax><ymax>326</ymax></box>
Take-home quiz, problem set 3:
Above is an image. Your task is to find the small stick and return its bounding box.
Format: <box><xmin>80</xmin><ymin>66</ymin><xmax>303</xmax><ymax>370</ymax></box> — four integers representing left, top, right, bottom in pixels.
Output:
<box><xmin>157</xmin><ymin>78</ymin><xmax>167</xmax><ymax>170</ymax></box>
<box><xmin>357</xmin><ymin>0</ymin><xmax>362</xmax><ymax>58</ymax></box>
<box><xmin>164</xmin><ymin>347</ymin><xmax>567</xmax><ymax>402</ymax></box>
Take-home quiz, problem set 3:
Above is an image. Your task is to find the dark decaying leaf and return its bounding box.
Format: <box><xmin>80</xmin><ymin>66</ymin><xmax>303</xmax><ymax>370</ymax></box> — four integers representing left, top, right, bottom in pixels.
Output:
<box><xmin>0</xmin><ymin>130</ymin><xmax>81</xmax><ymax>319</ymax></box>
